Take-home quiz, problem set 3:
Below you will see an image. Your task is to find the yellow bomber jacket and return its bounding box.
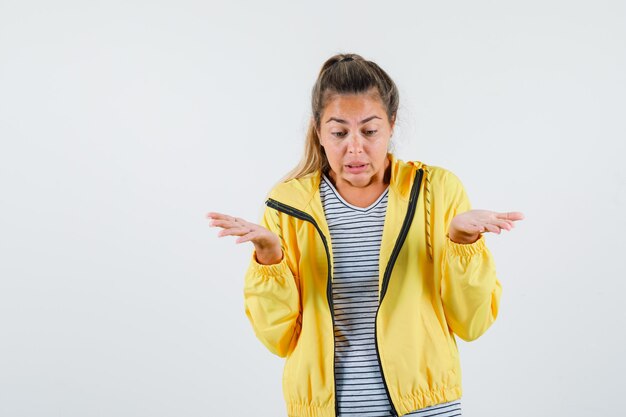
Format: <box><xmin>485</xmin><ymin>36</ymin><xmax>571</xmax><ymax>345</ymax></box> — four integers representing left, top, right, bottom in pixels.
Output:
<box><xmin>243</xmin><ymin>153</ymin><xmax>502</xmax><ymax>417</ymax></box>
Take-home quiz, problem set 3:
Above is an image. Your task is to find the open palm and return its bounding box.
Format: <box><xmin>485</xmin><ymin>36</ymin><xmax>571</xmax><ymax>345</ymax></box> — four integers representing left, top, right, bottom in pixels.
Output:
<box><xmin>206</xmin><ymin>211</ymin><xmax>283</xmax><ymax>264</ymax></box>
<box><xmin>449</xmin><ymin>210</ymin><xmax>524</xmax><ymax>244</ymax></box>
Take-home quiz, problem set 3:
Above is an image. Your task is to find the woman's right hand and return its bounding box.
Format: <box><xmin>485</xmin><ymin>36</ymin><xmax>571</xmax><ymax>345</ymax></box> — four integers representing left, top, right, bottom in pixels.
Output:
<box><xmin>206</xmin><ymin>211</ymin><xmax>283</xmax><ymax>265</ymax></box>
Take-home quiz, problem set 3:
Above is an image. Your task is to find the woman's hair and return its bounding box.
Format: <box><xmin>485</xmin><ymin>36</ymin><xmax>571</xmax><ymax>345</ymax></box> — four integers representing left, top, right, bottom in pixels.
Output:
<box><xmin>279</xmin><ymin>53</ymin><xmax>400</xmax><ymax>182</ymax></box>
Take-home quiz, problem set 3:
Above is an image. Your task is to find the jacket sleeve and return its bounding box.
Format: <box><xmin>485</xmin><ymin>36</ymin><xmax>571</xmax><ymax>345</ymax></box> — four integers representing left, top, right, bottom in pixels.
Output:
<box><xmin>439</xmin><ymin>171</ymin><xmax>502</xmax><ymax>342</ymax></box>
<box><xmin>243</xmin><ymin>205</ymin><xmax>301</xmax><ymax>357</ymax></box>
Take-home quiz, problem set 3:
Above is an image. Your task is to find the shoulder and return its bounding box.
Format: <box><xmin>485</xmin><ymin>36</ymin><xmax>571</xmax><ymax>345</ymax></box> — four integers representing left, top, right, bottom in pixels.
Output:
<box><xmin>419</xmin><ymin>163</ymin><xmax>466</xmax><ymax>197</ymax></box>
<box><xmin>421</xmin><ymin>163</ymin><xmax>455</xmax><ymax>180</ymax></box>
<box><xmin>267</xmin><ymin>173</ymin><xmax>314</xmax><ymax>197</ymax></box>
<box><xmin>388</xmin><ymin>154</ymin><xmax>464</xmax><ymax>197</ymax></box>
<box><xmin>392</xmin><ymin>156</ymin><xmax>457</xmax><ymax>182</ymax></box>
<box><xmin>265</xmin><ymin>171</ymin><xmax>320</xmax><ymax>210</ymax></box>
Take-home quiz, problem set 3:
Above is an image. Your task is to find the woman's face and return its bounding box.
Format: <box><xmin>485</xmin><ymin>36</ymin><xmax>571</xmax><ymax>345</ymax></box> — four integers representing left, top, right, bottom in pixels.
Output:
<box><xmin>318</xmin><ymin>91</ymin><xmax>395</xmax><ymax>189</ymax></box>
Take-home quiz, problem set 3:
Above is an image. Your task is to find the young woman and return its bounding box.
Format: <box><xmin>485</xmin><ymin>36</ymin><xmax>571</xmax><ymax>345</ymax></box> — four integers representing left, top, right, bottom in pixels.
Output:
<box><xmin>207</xmin><ymin>53</ymin><xmax>523</xmax><ymax>417</ymax></box>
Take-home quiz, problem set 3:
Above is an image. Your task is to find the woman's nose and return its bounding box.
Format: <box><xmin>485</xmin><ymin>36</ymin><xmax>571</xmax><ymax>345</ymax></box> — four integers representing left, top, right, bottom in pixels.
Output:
<box><xmin>347</xmin><ymin>133</ymin><xmax>364</xmax><ymax>153</ymax></box>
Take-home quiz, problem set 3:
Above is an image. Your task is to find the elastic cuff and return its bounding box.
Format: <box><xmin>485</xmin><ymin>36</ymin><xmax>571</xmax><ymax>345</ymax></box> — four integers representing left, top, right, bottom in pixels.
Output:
<box><xmin>250</xmin><ymin>250</ymin><xmax>288</xmax><ymax>277</ymax></box>
<box><xmin>445</xmin><ymin>234</ymin><xmax>486</xmax><ymax>256</ymax></box>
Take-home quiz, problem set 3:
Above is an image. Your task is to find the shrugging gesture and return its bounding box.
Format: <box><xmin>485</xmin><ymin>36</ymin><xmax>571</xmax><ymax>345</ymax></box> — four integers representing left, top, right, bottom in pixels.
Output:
<box><xmin>448</xmin><ymin>209</ymin><xmax>525</xmax><ymax>244</ymax></box>
<box><xmin>206</xmin><ymin>212</ymin><xmax>283</xmax><ymax>265</ymax></box>
<box><xmin>439</xmin><ymin>170</ymin><xmax>524</xmax><ymax>341</ymax></box>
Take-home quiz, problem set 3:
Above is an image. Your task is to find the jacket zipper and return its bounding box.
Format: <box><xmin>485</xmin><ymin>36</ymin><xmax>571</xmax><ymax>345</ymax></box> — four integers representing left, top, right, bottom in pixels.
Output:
<box><xmin>266</xmin><ymin>167</ymin><xmax>423</xmax><ymax>417</ymax></box>
<box><xmin>265</xmin><ymin>198</ymin><xmax>339</xmax><ymax>417</ymax></box>
<box><xmin>375</xmin><ymin>168</ymin><xmax>423</xmax><ymax>417</ymax></box>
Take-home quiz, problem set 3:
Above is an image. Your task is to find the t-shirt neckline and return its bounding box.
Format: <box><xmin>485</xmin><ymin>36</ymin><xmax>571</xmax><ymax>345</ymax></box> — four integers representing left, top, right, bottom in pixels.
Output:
<box><xmin>321</xmin><ymin>174</ymin><xmax>389</xmax><ymax>212</ymax></box>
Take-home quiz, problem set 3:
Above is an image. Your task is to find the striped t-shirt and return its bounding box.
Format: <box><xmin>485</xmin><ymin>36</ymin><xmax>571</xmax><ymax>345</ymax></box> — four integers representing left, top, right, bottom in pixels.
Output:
<box><xmin>320</xmin><ymin>174</ymin><xmax>462</xmax><ymax>417</ymax></box>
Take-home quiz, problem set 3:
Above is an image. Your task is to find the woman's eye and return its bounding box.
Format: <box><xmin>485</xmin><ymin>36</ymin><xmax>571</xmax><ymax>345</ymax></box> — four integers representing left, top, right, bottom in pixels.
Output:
<box><xmin>332</xmin><ymin>132</ymin><xmax>347</xmax><ymax>138</ymax></box>
<box><xmin>365</xmin><ymin>130</ymin><xmax>377</xmax><ymax>136</ymax></box>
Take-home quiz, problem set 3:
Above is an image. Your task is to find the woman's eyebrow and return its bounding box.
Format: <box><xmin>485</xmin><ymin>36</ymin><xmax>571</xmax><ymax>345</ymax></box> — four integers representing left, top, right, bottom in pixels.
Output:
<box><xmin>325</xmin><ymin>115</ymin><xmax>382</xmax><ymax>124</ymax></box>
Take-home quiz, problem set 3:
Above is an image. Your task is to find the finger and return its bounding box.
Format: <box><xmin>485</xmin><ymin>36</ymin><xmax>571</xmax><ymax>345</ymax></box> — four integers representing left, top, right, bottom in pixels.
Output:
<box><xmin>483</xmin><ymin>223</ymin><xmax>501</xmax><ymax>234</ymax></box>
<box><xmin>217</xmin><ymin>226</ymin><xmax>253</xmax><ymax>238</ymax></box>
<box><xmin>496</xmin><ymin>211</ymin><xmax>525</xmax><ymax>221</ymax></box>
<box><xmin>224</xmin><ymin>215</ymin><xmax>249</xmax><ymax>225</ymax></box>
<box><xmin>210</xmin><ymin>217</ymin><xmax>254</xmax><ymax>230</ymax></box>
<box><xmin>210</xmin><ymin>218</ymin><xmax>246</xmax><ymax>228</ymax></box>
<box><xmin>208</xmin><ymin>218</ymin><xmax>230</xmax><ymax>228</ymax></box>
<box><xmin>492</xmin><ymin>219</ymin><xmax>513</xmax><ymax>231</ymax></box>
<box><xmin>206</xmin><ymin>213</ymin><xmax>249</xmax><ymax>226</ymax></box>
<box><xmin>206</xmin><ymin>212</ymin><xmax>232</xmax><ymax>221</ymax></box>
<box><xmin>235</xmin><ymin>231</ymin><xmax>257</xmax><ymax>244</ymax></box>
<box><xmin>500</xmin><ymin>220</ymin><xmax>515</xmax><ymax>230</ymax></box>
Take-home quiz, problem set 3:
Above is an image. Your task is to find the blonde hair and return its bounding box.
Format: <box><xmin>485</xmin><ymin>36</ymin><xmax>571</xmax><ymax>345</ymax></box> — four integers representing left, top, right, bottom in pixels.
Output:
<box><xmin>278</xmin><ymin>53</ymin><xmax>400</xmax><ymax>183</ymax></box>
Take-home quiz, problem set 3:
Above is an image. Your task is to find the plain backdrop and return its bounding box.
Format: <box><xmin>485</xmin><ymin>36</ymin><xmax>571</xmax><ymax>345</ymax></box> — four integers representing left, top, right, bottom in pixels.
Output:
<box><xmin>1</xmin><ymin>1</ymin><xmax>625</xmax><ymax>416</ymax></box>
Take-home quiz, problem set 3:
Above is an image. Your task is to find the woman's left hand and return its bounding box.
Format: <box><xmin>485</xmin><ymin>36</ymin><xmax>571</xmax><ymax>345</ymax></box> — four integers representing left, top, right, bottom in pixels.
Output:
<box><xmin>448</xmin><ymin>210</ymin><xmax>525</xmax><ymax>244</ymax></box>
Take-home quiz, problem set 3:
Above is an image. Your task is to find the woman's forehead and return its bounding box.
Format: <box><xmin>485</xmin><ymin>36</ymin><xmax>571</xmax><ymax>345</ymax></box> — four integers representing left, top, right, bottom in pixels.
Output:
<box><xmin>322</xmin><ymin>93</ymin><xmax>386</xmax><ymax>117</ymax></box>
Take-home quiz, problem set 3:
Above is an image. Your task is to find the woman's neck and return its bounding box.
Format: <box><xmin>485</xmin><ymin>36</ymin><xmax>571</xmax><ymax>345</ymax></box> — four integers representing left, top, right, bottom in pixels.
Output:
<box><xmin>326</xmin><ymin>159</ymin><xmax>391</xmax><ymax>208</ymax></box>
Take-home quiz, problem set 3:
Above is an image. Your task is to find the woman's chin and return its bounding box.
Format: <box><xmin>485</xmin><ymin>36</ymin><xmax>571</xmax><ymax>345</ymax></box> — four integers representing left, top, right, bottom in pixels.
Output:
<box><xmin>342</xmin><ymin>173</ymin><xmax>372</xmax><ymax>188</ymax></box>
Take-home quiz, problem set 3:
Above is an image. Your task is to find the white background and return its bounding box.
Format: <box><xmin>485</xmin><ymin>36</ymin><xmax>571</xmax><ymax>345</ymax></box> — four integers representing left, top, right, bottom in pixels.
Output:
<box><xmin>1</xmin><ymin>1</ymin><xmax>625</xmax><ymax>416</ymax></box>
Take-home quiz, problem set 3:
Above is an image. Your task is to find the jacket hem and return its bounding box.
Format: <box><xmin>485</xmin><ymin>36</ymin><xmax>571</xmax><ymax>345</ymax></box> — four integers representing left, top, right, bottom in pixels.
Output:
<box><xmin>284</xmin><ymin>386</ymin><xmax>463</xmax><ymax>417</ymax></box>
<box><xmin>395</xmin><ymin>385</ymin><xmax>463</xmax><ymax>416</ymax></box>
<box><xmin>286</xmin><ymin>402</ymin><xmax>334</xmax><ymax>417</ymax></box>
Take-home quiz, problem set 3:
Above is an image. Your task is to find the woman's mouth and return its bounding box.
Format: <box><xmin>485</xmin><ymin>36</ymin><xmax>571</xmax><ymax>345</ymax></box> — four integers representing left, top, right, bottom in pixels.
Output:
<box><xmin>345</xmin><ymin>163</ymin><xmax>368</xmax><ymax>173</ymax></box>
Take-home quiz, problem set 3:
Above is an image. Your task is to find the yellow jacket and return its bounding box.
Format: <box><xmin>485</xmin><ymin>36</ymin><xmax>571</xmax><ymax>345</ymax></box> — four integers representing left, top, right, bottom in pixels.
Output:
<box><xmin>243</xmin><ymin>153</ymin><xmax>502</xmax><ymax>417</ymax></box>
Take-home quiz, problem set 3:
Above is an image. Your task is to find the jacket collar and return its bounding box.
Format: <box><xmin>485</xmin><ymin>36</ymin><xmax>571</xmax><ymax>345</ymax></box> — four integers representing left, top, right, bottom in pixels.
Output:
<box><xmin>267</xmin><ymin>152</ymin><xmax>423</xmax><ymax>213</ymax></box>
